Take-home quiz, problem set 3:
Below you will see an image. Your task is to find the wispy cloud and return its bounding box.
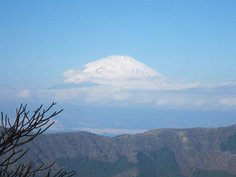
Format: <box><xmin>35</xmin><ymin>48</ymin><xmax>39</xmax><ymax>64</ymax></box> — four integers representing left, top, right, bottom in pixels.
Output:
<box><xmin>76</xmin><ymin>127</ymin><xmax>146</xmax><ymax>135</ymax></box>
<box><xmin>220</xmin><ymin>98</ymin><xmax>236</xmax><ymax>107</ymax></box>
<box><xmin>17</xmin><ymin>89</ymin><xmax>31</xmax><ymax>98</ymax></box>
<box><xmin>39</xmin><ymin>83</ymin><xmax>236</xmax><ymax>110</ymax></box>
<box><xmin>0</xmin><ymin>88</ymin><xmax>32</xmax><ymax>99</ymax></box>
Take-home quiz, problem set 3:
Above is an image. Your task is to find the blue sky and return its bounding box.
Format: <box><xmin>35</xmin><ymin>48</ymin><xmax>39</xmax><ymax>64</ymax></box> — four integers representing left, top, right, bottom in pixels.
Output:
<box><xmin>1</xmin><ymin>0</ymin><xmax>236</xmax><ymax>88</ymax></box>
<box><xmin>1</xmin><ymin>0</ymin><xmax>236</xmax><ymax>135</ymax></box>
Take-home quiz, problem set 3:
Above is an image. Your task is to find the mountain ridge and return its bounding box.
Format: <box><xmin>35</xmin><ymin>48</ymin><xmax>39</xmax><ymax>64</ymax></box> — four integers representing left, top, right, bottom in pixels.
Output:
<box><xmin>15</xmin><ymin>124</ymin><xmax>236</xmax><ymax>177</ymax></box>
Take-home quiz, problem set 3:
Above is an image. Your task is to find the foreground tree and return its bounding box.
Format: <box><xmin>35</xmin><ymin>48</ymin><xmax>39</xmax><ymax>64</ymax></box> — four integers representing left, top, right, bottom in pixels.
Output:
<box><xmin>0</xmin><ymin>102</ymin><xmax>76</xmax><ymax>177</ymax></box>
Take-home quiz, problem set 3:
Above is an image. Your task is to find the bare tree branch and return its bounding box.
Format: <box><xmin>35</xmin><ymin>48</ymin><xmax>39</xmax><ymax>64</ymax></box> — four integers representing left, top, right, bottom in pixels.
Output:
<box><xmin>0</xmin><ymin>103</ymin><xmax>76</xmax><ymax>177</ymax></box>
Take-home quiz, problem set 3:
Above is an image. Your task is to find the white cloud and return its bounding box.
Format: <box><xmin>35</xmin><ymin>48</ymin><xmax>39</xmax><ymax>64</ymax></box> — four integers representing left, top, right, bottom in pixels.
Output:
<box><xmin>17</xmin><ymin>89</ymin><xmax>31</xmax><ymax>98</ymax></box>
<box><xmin>63</xmin><ymin>69</ymin><xmax>86</xmax><ymax>83</ymax></box>
<box><xmin>41</xmin><ymin>85</ymin><xmax>132</xmax><ymax>104</ymax></box>
<box><xmin>0</xmin><ymin>88</ymin><xmax>32</xmax><ymax>99</ymax></box>
<box><xmin>220</xmin><ymin>98</ymin><xmax>236</xmax><ymax>106</ymax></box>
<box><xmin>37</xmin><ymin>81</ymin><xmax>236</xmax><ymax>109</ymax></box>
<box><xmin>110</xmin><ymin>92</ymin><xmax>130</xmax><ymax>101</ymax></box>
<box><xmin>40</xmin><ymin>88</ymin><xmax>86</xmax><ymax>101</ymax></box>
<box><xmin>40</xmin><ymin>86</ymin><xmax>215</xmax><ymax>109</ymax></box>
<box><xmin>155</xmin><ymin>95</ymin><xmax>208</xmax><ymax>107</ymax></box>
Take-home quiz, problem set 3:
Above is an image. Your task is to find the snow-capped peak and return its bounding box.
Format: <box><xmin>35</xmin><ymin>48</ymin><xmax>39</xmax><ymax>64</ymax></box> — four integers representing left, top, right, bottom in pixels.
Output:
<box><xmin>83</xmin><ymin>55</ymin><xmax>164</xmax><ymax>80</ymax></box>
<box><xmin>63</xmin><ymin>55</ymin><xmax>199</xmax><ymax>90</ymax></box>
<box><xmin>64</xmin><ymin>55</ymin><xmax>170</xmax><ymax>89</ymax></box>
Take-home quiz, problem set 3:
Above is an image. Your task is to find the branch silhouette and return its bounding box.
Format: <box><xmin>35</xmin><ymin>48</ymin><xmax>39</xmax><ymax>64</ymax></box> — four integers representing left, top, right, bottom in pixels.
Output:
<box><xmin>0</xmin><ymin>102</ymin><xmax>76</xmax><ymax>177</ymax></box>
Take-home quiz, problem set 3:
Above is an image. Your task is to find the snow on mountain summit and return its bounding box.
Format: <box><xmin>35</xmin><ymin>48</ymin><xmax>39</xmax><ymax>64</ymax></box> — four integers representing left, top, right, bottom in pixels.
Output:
<box><xmin>83</xmin><ymin>55</ymin><xmax>164</xmax><ymax>79</ymax></box>
<box><xmin>64</xmin><ymin>55</ymin><xmax>165</xmax><ymax>84</ymax></box>
<box><xmin>63</xmin><ymin>55</ymin><xmax>198</xmax><ymax>90</ymax></box>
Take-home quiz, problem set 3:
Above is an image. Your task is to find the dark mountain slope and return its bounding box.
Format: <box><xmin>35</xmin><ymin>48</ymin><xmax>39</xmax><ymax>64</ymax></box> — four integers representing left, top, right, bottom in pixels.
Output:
<box><xmin>19</xmin><ymin>125</ymin><xmax>236</xmax><ymax>177</ymax></box>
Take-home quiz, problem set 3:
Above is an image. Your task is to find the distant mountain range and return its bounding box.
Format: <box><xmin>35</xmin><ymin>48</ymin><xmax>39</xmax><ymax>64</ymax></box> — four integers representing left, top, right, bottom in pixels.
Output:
<box><xmin>19</xmin><ymin>124</ymin><xmax>236</xmax><ymax>177</ymax></box>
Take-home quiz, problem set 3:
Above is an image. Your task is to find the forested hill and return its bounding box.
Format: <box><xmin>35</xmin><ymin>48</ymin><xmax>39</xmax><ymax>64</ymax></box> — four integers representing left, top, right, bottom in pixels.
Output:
<box><xmin>21</xmin><ymin>124</ymin><xmax>236</xmax><ymax>177</ymax></box>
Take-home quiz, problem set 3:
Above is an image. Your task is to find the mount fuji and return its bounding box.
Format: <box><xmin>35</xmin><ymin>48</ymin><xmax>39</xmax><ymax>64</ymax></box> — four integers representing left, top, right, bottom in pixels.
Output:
<box><xmin>62</xmin><ymin>55</ymin><xmax>197</xmax><ymax>90</ymax></box>
<box><xmin>65</xmin><ymin>55</ymin><xmax>165</xmax><ymax>81</ymax></box>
